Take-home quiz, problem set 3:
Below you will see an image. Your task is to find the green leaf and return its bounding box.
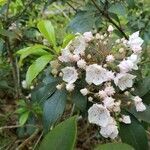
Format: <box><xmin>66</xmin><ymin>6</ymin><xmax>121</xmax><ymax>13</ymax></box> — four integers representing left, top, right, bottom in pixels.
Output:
<box><xmin>26</xmin><ymin>54</ymin><xmax>53</xmax><ymax>86</ymax></box>
<box><xmin>31</xmin><ymin>81</ymin><xmax>58</xmax><ymax>103</ymax></box>
<box><xmin>17</xmin><ymin>45</ymin><xmax>49</xmax><ymax>66</ymax></box>
<box><xmin>128</xmin><ymin>105</ymin><xmax>150</xmax><ymax>124</ymax></box>
<box><xmin>119</xmin><ymin>115</ymin><xmax>148</xmax><ymax>150</ymax></box>
<box><xmin>68</xmin><ymin>10</ymin><xmax>97</xmax><ymax>33</ymax></box>
<box><xmin>72</xmin><ymin>89</ymin><xmax>87</xmax><ymax>112</ymax></box>
<box><xmin>95</xmin><ymin>143</ymin><xmax>134</xmax><ymax>150</ymax></box>
<box><xmin>62</xmin><ymin>34</ymin><xmax>76</xmax><ymax>48</ymax></box>
<box><xmin>19</xmin><ymin>111</ymin><xmax>30</xmax><ymax>126</ymax></box>
<box><xmin>109</xmin><ymin>2</ymin><xmax>126</xmax><ymax>16</ymax></box>
<box><xmin>37</xmin><ymin>20</ymin><xmax>56</xmax><ymax>48</ymax></box>
<box><xmin>43</xmin><ymin>89</ymin><xmax>67</xmax><ymax>130</ymax></box>
<box><xmin>134</xmin><ymin>77</ymin><xmax>150</xmax><ymax>97</ymax></box>
<box><xmin>39</xmin><ymin>116</ymin><xmax>77</xmax><ymax>150</ymax></box>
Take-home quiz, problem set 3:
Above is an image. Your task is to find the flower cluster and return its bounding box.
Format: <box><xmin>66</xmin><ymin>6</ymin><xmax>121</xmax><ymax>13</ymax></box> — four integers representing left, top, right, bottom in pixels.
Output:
<box><xmin>50</xmin><ymin>25</ymin><xmax>146</xmax><ymax>139</ymax></box>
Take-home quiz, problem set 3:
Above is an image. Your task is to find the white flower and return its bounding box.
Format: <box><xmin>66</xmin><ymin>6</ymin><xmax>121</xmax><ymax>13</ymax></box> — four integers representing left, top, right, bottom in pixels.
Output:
<box><xmin>100</xmin><ymin>117</ymin><xmax>118</xmax><ymax>139</ymax></box>
<box><xmin>133</xmin><ymin>96</ymin><xmax>146</xmax><ymax>112</ymax></box>
<box><xmin>62</xmin><ymin>67</ymin><xmax>78</xmax><ymax>83</ymax></box>
<box><xmin>119</xmin><ymin>48</ymin><xmax>124</xmax><ymax>53</ymax></box>
<box><xmin>69</xmin><ymin>54</ymin><xmax>80</xmax><ymax>62</ymax></box>
<box><xmin>88</xmin><ymin>104</ymin><xmax>111</xmax><ymax>127</ymax></box>
<box><xmin>77</xmin><ymin>59</ymin><xmax>86</xmax><ymax>69</ymax></box>
<box><xmin>80</xmin><ymin>88</ymin><xmax>89</xmax><ymax>96</ymax></box>
<box><xmin>96</xmin><ymin>33</ymin><xmax>101</xmax><ymax>39</ymax></box>
<box><xmin>135</xmin><ymin>102</ymin><xmax>146</xmax><ymax>112</ymax></box>
<box><xmin>72</xmin><ymin>36</ymin><xmax>87</xmax><ymax>55</ymax></box>
<box><xmin>86</xmin><ymin>64</ymin><xmax>108</xmax><ymax>85</ymax></box>
<box><xmin>122</xmin><ymin>115</ymin><xmax>131</xmax><ymax>124</ymax></box>
<box><xmin>128</xmin><ymin>31</ymin><xmax>144</xmax><ymax>53</ymax></box>
<box><xmin>103</xmin><ymin>97</ymin><xmax>115</xmax><ymax>109</ymax></box>
<box><xmin>98</xmin><ymin>90</ymin><xmax>107</xmax><ymax>99</ymax></box>
<box><xmin>106</xmin><ymin>71</ymin><xmax>115</xmax><ymax>81</ymax></box>
<box><xmin>113</xmin><ymin>101</ymin><xmax>121</xmax><ymax>112</ymax></box>
<box><xmin>59</xmin><ymin>48</ymin><xmax>72</xmax><ymax>62</ymax></box>
<box><xmin>114</xmin><ymin>73</ymin><xmax>136</xmax><ymax>91</ymax></box>
<box><xmin>22</xmin><ymin>80</ymin><xmax>27</xmax><ymax>89</ymax></box>
<box><xmin>127</xmin><ymin>54</ymin><xmax>140</xmax><ymax>70</ymax></box>
<box><xmin>118</xmin><ymin>59</ymin><xmax>134</xmax><ymax>73</ymax></box>
<box><xmin>107</xmin><ymin>25</ymin><xmax>114</xmax><ymax>32</ymax></box>
<box><xmin>83</xmin><ymin>31</ymin><xmax>94</xmax><ymax>42</ymax></box>
<box><xmin>104</xmin><ymin>86</ymin><xmax>115</xmax><ymax>96</ymax></box>
<box><xmin>56</xmin><ymin>84</ymin><xmax>63</xmax><ymax>90</ymax></box>
<box><xmin>133</xmin><ymin>96</ymin><xmax>142</xmax><ymax>103</ymax></box>
<box><xmin>66</xmin><ymin>83</ymin><xmax>75</xmax><ymax>92</ymax></box>
<box><xmin>88</xmin><ymin>96</ymin><xmax>93</xmax><ymax>102</ymax></box>
<box><xmin>106</xmin><ymin>55</ymin><xmax>115</xmax><ymax>62</ymax></box>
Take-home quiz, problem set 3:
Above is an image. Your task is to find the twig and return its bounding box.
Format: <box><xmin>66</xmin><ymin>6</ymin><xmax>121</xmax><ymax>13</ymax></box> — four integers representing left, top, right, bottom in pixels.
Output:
<box><xmin>33</xmin><ymin>131</ymin><xmax>43</xmax><ymax>150</ymax></box>
<box><xmin>0</xmin><ymin>124</ymin><xmax>39</xmax><ymax>130</ymax></box>
<box><xmin>66</xmin><ymin>2</ymin><xmax>77</xmax><ymax>12</ymax></box>
<box><xmin>6</xmin><ymin>0</ymin><xmax>35</xmax><ymax>27</ymax></box>
<box><xmin>17</xmin><ymin>128</ymin><xmax>40</xmax><ymax>150</ymax></box>
<box><xmin>91</xmin><ymin>0</ymin><xmax>128</xmax><ymax>40</ymax></box>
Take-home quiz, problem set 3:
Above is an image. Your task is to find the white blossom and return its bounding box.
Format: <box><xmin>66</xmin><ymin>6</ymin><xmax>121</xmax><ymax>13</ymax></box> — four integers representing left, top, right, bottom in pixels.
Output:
<box><xmin>88</xmin><ymin>96</ymin><xmax>93</xmax><ymax>102</ymax></box>
<box><xmin>56</xmin><ymin>84</ymin><xmax>63</xmax><ymax>90</ymax></box>
<box><xmin>133</xmin><ymin>96</ymin><xmax>146</xmax><ymax>112</ymax></box>
<box><xmin>107</xmin><ymin>25</ymin><xmax>114</xmax><ymax>32</ymax></box>
<box><xmin>104</xmin><ymin>86</ymin><xmax>115</xmax><ymax>96</ymax></box>
<box><xmin>69</xmin><ymin>54</ymin><xmax>80</xmax><ymax>62</ymax></box>
<box><xmin>59</xmin><ymin>48</ymin><xmax>72</xmax><ymax>62</ymax></box>
<box><xmin>114</xmin><ymin>73</ymin><xmax>136</xmax><ymax>91</ymax></box>
<box><xmin>113</xmin><ymin>101</ymin><xmax>121</xmax><ymax>112</ymax></box>
<box><xmin>106</xmin><ymin>55</ymin><xmax>115</xmax><ymax>62</ymax></box>
<box><xmin>135</xmin><ymin>102</ymin><xmax>146</xmax><ymax>112</ymax></box>
<box><xmin>118</xmin><ymin>59</ymin><xmax>134</xmax><ymax>73</ymax></box>
<box><xmin>100</xmin><ymin>117</ymin><xmax>118</xmax><ymax>139</ymax></box>
<box><xmin>88</xmin><ymin>104</ymin><xmax>111</xmax><ymax>127</ymax></box>
<box><xmin>62</xmin><ymin>67</ymin><xmax>78</xmax><ymax>83</ymax></box>
<box><xmin>83</xmin><ymin>31</ymin><xmax>94</xmax><ymax>42</ymax></box>
<box><xmin>122</xmin><ymin>115</ymin><xmax>131</xmax><ymax>124</ymax></box>
<box><xmin>80</xmin><ymin>88</ymin><xmax>89</xmax><ymax>96</ymax></box>
<box><xmin>86</xmin><ymin>64</ymin><xmax>108</xmax><ymax>85</ymax></box>
<box><xmin>66</xmin><ymin>83</ymin><xmax>75</xmax><ymax>92</ymax></box>
<box><xmin>22</xmin><ymin>80</ymin><xmax>27</xmax><ymax>89</ymax></box>
<box><xmin>77</xmin><ymin>59</ymin><xmax>86</xmax><ymax>69</ymax></box>
<box><xmin>98</xmin><ymin>90</ymin><xmax>107</xmax><ymax>99</ymax></box>
<box><xmin>72</xmin><ymin>36</ymin><xmax>87</xmax><ymax>55</ymax></box>
<box><xmin>106</xmin><ymin>71</ymin><xmax>115</xmax><ymax>81</ymax></box>
<box><xmin>127</xmin><ymin>54</ymin><xmax>140</xmax><ymax>70</ymax></box>
<box><xmin>128</xmin><ymin>31</ymin><xmax>144</xmax><ymax>53</ymax></box>
<box><xmin>103</xmin><ymin>97</ymin><xmax>115</xmax><ymax>109</ymax></box>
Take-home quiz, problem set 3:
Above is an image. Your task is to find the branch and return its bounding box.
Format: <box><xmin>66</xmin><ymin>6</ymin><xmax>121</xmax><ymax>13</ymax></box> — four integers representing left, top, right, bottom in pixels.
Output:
<box><xmin>91</xmin><ymin>0</ymin><xmax>128</xmax><ymax>40</ymax></box>
<box><xmin>66</xmin><ymin>2</ymin><xmax>77</xmax><ymax>12</ymax></box>
<box><xmin>6</xmin><ymin>0</ymin><xmax>35</xmax><ymax>27</ymax></box>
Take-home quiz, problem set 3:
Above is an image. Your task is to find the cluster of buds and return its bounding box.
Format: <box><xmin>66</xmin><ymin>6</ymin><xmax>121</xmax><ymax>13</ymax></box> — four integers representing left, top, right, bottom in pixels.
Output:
<box><xmin>51</xmin><ymin>25</ymin><xmax>146</xmax><ymax>139</ymax></box>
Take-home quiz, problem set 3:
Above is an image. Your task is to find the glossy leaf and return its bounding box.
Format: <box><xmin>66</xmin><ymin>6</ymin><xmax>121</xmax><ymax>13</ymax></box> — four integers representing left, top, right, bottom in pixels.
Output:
<box><xmin>72</xmin><ymin>89</ymin><xmax>87</xmax><ymax>112</ymax></box>
<box><xmin>128</xmin><ymin>105</ymin><xmax>150</xmax><ymax>124</ymax></box>
<box><xmin>19</xmin><ymin>111</ymin><xmax>30</xmax><ymax>126</ymax></box>
<box><xmin>37</xmin><ymin>20</ymin><xmax>56</xmax><ymax>47</ymax></box>
<box><xmin>26</xmin><ymin>54</ymin><xmax>53</xmax><ymax>86</ymax></box>
<box><xmin>39</xmin><ymin>116</ymin><xmax>77</xmax><ymax>150</ymax></box>
<box><xmin>43</xmin><ymin>89</ymin><xmax>67</xmax><ymax>130</ymax></box>
<box><xmin>109</xmin><ymin>2</ymin><xmax>126</xmax><ymax>16</ymax></box>
<box><xmin>68</xmin><ymin>10</ymin><xmax>97</xmax><ymax>33</ymax></box>
<box><xmin>134</xmin><ymin>77</ymin><xmax>150</xmax><ymax>97</ymax></box>
<box><xmin>62</xmin><ymin>34</ymin><xmax>76</xmax><ymax>48</ymax></box>
<box><xmin>95</xmin><ymin>143</ymin><xmax>134</xmax><ymax>150</ymax></box>
<box><xmin>119</xmin><ymin>115</ymin><xmax>148</xmax><ymax>150</ymax></box>
<box><xmin>17</xmin><ymin>45</ymin><xmax>49</xmax><ymax>66</ymax></box>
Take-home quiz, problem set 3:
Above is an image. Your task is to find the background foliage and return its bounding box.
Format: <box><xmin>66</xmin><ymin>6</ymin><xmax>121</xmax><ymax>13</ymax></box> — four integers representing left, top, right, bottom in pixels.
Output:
<box><xmin>0</xmin><ymin>0</ymin><xmax>150</xmax><ymax>149</ymax></box>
